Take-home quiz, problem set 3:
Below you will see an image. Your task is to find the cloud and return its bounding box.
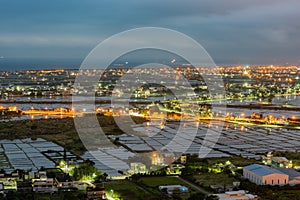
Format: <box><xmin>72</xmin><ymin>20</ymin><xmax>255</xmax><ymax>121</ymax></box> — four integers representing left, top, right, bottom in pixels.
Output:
<box><xmin>0</xmin><ymin>0</ymin><xmax>300</xmax><ymax>64</ymax></box>
<box><xmin>0</xmin><ymin>34</ymin><xmax>103</xmax><ymax>47</ymax></box>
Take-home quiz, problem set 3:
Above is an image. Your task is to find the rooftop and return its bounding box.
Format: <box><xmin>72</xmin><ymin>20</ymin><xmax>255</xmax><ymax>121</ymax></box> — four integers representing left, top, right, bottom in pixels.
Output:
<box><xmin>214</xmin><ymin>190</ymin><xmax>258</xmax><ymax>200</ymax></box>
<box><xmin>244</xmin><ymin>164</ymin><xmax>286</xmax><ymax>176</ymax></box>
<box><xmin>276</xmin><ymin>168</ymin><xmax>300</xmax><ymax>180</ymax></box>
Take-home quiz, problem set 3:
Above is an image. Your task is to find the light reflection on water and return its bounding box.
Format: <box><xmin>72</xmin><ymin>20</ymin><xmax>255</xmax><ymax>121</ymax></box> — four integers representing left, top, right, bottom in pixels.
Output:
<box><xmin>0</xmin><ymin>95</ymin><xmax>300</xmax><ymax>121</ymax></box>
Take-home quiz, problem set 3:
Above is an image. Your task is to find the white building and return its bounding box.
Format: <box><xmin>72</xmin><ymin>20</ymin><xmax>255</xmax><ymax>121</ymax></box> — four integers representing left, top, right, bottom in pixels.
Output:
<box><xmin>130</xmin><ymin>162</ymin><xmax>147</xmax><ymax>174</ymax></box>
<box><xmin>214</xmin><ymin>190</ymin><xmax>258</xmax><ymax>200</ymax></box>
<box><xmin>158</xmin><ymin>185</ymin><xmax>188</xmax><ymax>195</ymax></box>
<box><xmin>243</xmin><ymin>164</ymin><xmax>288</xmax><ymax>185</ymax></box>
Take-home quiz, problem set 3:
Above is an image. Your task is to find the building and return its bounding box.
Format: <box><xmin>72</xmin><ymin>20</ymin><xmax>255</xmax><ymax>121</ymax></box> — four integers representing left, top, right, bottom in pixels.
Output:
<box><xmin>180</xmin><ymin>155</ymin><xmax>187</xmax><ymax>164</ymax></box>
<box><xmin>32</xmin><ymin>178</ymin><xmax>57</xmax><ymax>193</ymax></box>
<box><xmin>276</xmin><ymin>168</ymin><xmax>300</xmax><ymax>185</ymax></box>
<box><xmin>262</xmin><ymin>152</ymin><xmax>290</xmax><ymax>168</ymax></box>
<box><xmin>86</xmin><ymin>186</ymin><xmax>106</xmax><ymax>200</ymax></box>
<box><xmin>0</xmin><ymin>170</ymin><xmax>20</xmax><ymax>189</ymax></box>
<box><xmin>130</xmin><ymin>162</ymin><xmax>147</xmax><ymax>174</ymax></box>
<box><xmin>17</xmin><ymin>181</ymin><xmax>32</xmax><ymax>193</ymax></box>
<box><xmin>251</xmin><ymin>112</ymin><xmax>262</xmax><ymax>119</ymax></box>
<box><xmin>45</xmin><ymin>168</ymin><xmax>74</xmax><ymax>188</ymax></box>
<box><xmin>213</xmin><ymin>190</ymin><xmax>258</xmax><ymax>200</ymax></box>
<box><xmin>158</xmin><ymin>185</ymin><xmax>188</xmax><ymax>195</ymax></box>
<box><xmin>271</xmin><ymin>157</ymin><xmax>290</xmax><ymax>168</ymax></box>
<box><xmin>243</xmin><ymin>164</ymin><xmax>288</xmax><ymax>185</ymax></box>
<box><xmin>32</xmin><ymin>170</ymin><xmax>57</xmax><ymax>193</ymax></box>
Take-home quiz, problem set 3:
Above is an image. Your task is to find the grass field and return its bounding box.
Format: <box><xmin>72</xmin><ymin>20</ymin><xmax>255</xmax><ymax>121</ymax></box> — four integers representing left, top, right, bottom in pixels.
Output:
<box><xmin>188</xmin><ymin>156</ymin><xmax>259</xmax><ymax>168</ymax></box>
<box><xmin>271</xmin><ymin>190</ymin><xmax>300</xmax><ymax>200</ymax></box>
<box><xmin>140</xmin><ymin>176</ymin><xmax>187</xmax><ymax>187</ymax></box>
<box><xmin>193</xmin><ymin>173</ymin><xmax>238</xmax><ymax>188</ymax></box>
<box><xmin>0</xmin><ymin>115</ymin><xmax>145</xmax><ymax>155</ymax></box>
<box><xmin>139</xmin><ymin>176</ymin><xmax>198</xmax><ymax>200</ymax></box>
<box><xmin>104</xmin><ymin>180</ymin><xmax>160</xmax><ymax>200</ymax></box>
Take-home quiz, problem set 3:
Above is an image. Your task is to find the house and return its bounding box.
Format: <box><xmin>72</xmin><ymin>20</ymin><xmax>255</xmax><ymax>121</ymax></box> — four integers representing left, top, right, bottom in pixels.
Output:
<box><xmin>54</xmin><ymin>173</ymin><xmax>74</xmax><ymax>188</ymax></box>
<box><xmin>0</xmin><ymin>170</ymin><xmax>20</xmax><ymax>189</ymax></box>
<box><xmin>45</xmin><ymin>168</ymin><xmax>74</xmax><ymax>188</ymax></box>
<box><xmin>251</xmin><ymin>112</ymin><xmax>262</xmax><ymax>119</ymax></box>
<box><xmin>17</xmin><ymin>181</ymin><xmax>33</xmax><ymax>193</ymax></box>
<box><xmin>32</xmin><ymin>178</ymin><xmax>57</xmax><ymax>193</ymax></box>
<box><xmin>180</xmin><ymin>155</ymin><xmax>187</xmax><ymax>164</ymax></box>
<box><xmin>130</xmin><ymin>162</ymin><xmax>147</xmax><ymax>174</ymax></box>
<box><xmin>213</xmin><ymin>190</ymin><xmax>258</xmax><ymax>200</ymax></box>
<box><xmin>32</xmin><ymin>171</ymin><xmax>57</xmax><ymax>193</ymax></box>
<box><xmin>243</xmin><ymin>164</ymin><xmax>288</xmax><ymax>185</ymax></box>
<box><xmin>262</xmin><ymin>152</ymin><xmax>290</xmax><ymax>168</ymax></box>
<box><xmin>271</xmin><ymin>157</ymin><xmax>290</xmax><ymax>168</ymax></box>
<box><xmin>86</xmin><ymin>185</ymin><xmax>106</xmax><ymax>200</ymax></box>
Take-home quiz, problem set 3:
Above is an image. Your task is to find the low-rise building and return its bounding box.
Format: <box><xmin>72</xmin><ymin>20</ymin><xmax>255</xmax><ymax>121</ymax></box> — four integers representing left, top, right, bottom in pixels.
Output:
<box><xmin>158</xmin><ymin>185</ymin><xmax>188</xmax><ymax>195</ymax></box>
<box><xmin>0</xmin><ymin>170</ymin><xmax>20</xmax><ymax>189</ymax></box>
<box><xmin>32</xmin><ymin>178</ymin><xmax>57</xmax><ymax>193</ymax></box>
<box><xmin>276</xmin><ymin>168</ymin><xmax>300</xmax><ymax>185</ymax></box>
<box><xmin>180</xmin><ymin>155</ymin><xmax>187</xmax><ymax>164</ymax></box>
<box><xmin>130</xmin><ymin>162</ymin><xmax>147</xmax><ymax>174</ymax></box>
<box><xmin>213</xmin><ymin>190</ymin><xmax>258</xmax><ymax>200</ymax></box>
<box><xmin>244</xmin><ymin>164</ymin><xmax>288</xmax><ymax>185</ymax></box>
<box><xmin>271</xmin><ymin>157</ymin><xmax>290</xmax><ymax>168</ymax></box>
<box><xmin>262</xmin><ymin>152</ymin><xmax>291</xmax><ymax>168</ymax></box>
<box><xmin>86</xmin><ymin>185</ymin><xmax>106</xmax><ymax>200</ymax></box>
<box><xmin>17</xmin><ymin>181</ymin><xmax>32</xmax><ymax>193</ymax></box>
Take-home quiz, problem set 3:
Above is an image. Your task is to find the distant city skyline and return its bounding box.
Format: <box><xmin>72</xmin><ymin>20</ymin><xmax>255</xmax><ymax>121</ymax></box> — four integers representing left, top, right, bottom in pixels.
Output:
<box><xmin>1</xmin><ymin>0</ymin><xmax>300</xmax><ymax>70</ymax></box>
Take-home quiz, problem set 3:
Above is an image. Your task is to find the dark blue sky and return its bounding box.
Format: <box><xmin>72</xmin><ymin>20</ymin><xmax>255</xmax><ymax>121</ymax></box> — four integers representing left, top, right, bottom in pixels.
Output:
<box><xmin>0</xmin><ymin>0</ymin><xmax>300</xmax><ymax>69</ymax></box>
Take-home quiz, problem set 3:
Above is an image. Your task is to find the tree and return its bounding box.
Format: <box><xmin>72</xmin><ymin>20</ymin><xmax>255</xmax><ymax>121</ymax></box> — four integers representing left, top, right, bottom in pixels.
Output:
<box><xmin>94</xmin><ymin>172</ymin><xmax>108</xmax><ymax>183</ymax></box>
<box><xmin>70</xmin><ymin>162</ymin><xmax>101</xmax><ymax>181</ymax></box>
